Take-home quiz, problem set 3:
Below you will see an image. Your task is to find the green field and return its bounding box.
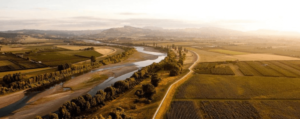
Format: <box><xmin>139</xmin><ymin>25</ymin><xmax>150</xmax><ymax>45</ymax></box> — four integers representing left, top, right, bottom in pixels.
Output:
<box><xmin>237</xmin><ymin>61</ymin><xmax>300</xmax><ymax>77</ymax></box>
<box><xmin>167</xmin><ymin>100</ymin><xmax>300</xmax><ymax>119</ymax></box>
<box><xmin>194</xmin><ymin>62</ymin><xmax>235</xmax><ymax>75</ymax></box>
<box><xmin>175</xmin><ymin>74</ymin><xmax>300</xmax><ymax>99</ymax></box>
<box><xmin>0</xmin><ymin>53</ymin><xmax>45</xmax><ymax>71</ymax></box>
<box><xmin>223</xmin><ymin>45</ymin><xmax>300</xmax><ymax>58</ymax></box>
<box><xmin>27</xmin><ymin>50</ymin><xmax>102</xmax><ymax>66</ymax></box>
<box><xmin>0</xmin><ymin>67</ymin><xmax>52</xmax><ymax>79</ymax></box>
<box><xmin>166</xmin><ymin>73</ymin><xmax>300</xmax><ymax>118</ymax></box>
<box><xmin>208</xmin><ymin>49</ymin><xmax>248</xmax><ymax>55</ymax></box>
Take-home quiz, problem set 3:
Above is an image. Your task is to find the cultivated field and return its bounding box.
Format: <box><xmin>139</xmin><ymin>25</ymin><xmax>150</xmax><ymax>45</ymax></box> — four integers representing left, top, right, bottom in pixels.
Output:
<box><xmin>237</xmin><ymin>61</ymin><xmax>300</xmax><ymax>77</ymax></box>
<box><xmin>166</xmin><ymin>72</ymin><xmax>300</xmax><ymax>118</ymax></box>
<box><xmin>27</xmin><ymin>50</ymin><xmax>102</xmax><ymax>66</ymax></box>
<box><xmin>0</xmin><ymin>53</ymin><xmax>46</xmax><ymax>71</ymax></box>
<box><xmin>208</xmin><ymin>49</ymin><xmax>247</xmax><ymax>55</ymax></box>
<box><xmin>19</xmin><ymin>36</ymin><xmax>49</xmax><ymax>43</ymax></box>
<box><xmin>56</xmin><ymin>45</ymin><xmax>115</xmax><ymax>55</ymax></box>
<box><xmin>187</xmin><ymin>47</ymin><xmax>300</xmax><ymax>62</ymax></box>
<box><xmin>194</xmin><ymin>62</ymin><xmax>235</xmax><ymax>75</ymax></box>
<box><xmin>175</xmin><ymin>74</ymin><xmax>300</xmax><ymax>99</ymax></box>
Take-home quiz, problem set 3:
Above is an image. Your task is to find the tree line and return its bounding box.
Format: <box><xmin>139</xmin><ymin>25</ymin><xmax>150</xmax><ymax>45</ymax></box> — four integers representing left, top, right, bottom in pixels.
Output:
<box><xmin>35</xmin><ymin>45</ymin><xmax>187</xmax><ymax>119</ymax></box>
<box><xmin>0</xmin><ymin>46</ymin><xmax>136</xmax><ymax>95</ymax></box>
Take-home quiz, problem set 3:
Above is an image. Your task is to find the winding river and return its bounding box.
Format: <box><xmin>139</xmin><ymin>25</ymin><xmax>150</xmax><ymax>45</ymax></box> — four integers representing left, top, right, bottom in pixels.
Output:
<box><xmin>0</xmin><ymin>46</ymin><xmax>166</xmax><ymax>117</ymax></box>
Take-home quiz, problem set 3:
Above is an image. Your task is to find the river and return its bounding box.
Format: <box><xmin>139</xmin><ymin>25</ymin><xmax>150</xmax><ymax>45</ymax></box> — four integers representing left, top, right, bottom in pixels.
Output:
<box><xmin>0</xmin><ymin>46</ymin><xmax>166</xmax><ymax>117</ymax></box>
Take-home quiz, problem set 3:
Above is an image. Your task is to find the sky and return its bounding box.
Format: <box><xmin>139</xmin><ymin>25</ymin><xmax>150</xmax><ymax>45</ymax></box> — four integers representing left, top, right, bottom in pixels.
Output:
<box><xmin>0</xmin><ymin>0</ymin><xmax>300</xmax><ymax>32</ymax></box>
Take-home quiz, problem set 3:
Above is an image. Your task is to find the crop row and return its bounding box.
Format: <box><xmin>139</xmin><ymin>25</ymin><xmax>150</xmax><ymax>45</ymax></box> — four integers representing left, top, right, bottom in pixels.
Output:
<box><xmin>166</xmin><ymin>101</ymin><xmax>201</xmax><ymax>119</ymax></box>
<box><xmin>194</xmin><ymin>62</ymin><xmax>235</xmax><ymax>75</ymax></box>
<box><xmin>199</xmin><ymin>101</ymin><xmax>260</xmax><ymax>119</ymax></box>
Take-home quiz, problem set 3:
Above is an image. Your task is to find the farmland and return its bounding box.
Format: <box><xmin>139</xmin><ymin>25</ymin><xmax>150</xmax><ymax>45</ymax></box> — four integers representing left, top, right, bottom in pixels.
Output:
<box><xmin>0</xmin><ymin>53</ymin><xmax>46</xmax><ymax>71</ymax></box>
<box><xmin>208</xmin><ymin>49</ymin><xmax>248</xmax><ymax>55</ymax></box>
<box><xmin>163</xmin><ymin>44</ymin><xmax>300</xmax><ymax>119</ymax></box>
<box><xmin>164</xmin><ymin>74</ymin><xmax>300</xmax><ymax>118</ymax></box>
<box><xmin>194</xmin><ymin>62</ymin><xmax>235</xmax><ymax>75</ymax></box>
<box><xmin>25</xmin><ymin>50</ymin><xmax>102</xmax><ymax>66</ymax></box>
<box><xmin>176</xmin><ymin>74</ymin><xmax>300</xmax><ymax>99</ymax></box>
<box><xmin>237</xmin><ymin>61</ymin><xmax>300</xmax><ymax>77</ymax></box>
<box><xmin>2</xmin><ymin>24</ymin><xmax>300</xmax><ymax>119</ymax></box>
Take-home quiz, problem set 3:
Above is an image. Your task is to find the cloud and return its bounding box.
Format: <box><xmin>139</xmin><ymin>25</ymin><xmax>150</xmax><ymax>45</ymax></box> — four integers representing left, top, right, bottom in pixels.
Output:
<box><xmin>34</xmin><ymin>7</ymin><xmax>50</xmax><ymax>11</ymax></box>
<box><xmin>118</xmin><ymin>12</ymin><xmax>146</xmax><ymax>16</ymax></box>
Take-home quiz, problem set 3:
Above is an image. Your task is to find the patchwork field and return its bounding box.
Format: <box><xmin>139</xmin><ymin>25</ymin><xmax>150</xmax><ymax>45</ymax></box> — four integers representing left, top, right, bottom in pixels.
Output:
<box><xmin>0</xmin><ymin>46</ymin><xmax>25</xmax><ymax>52</ymax></box>
<box><xmin>194</xmin><ymin>62</ymin><xmax>235</xmax><ymax>75</ymax></box>
<box><xmin>27</xmin><ymin>50</ymin><xmax>102</xmax><ymax>66</ymax></box>
<box><xmin>187</xmin><ymin>47</ymin><xmax>300</xmax><ymax>62</ymax></box>
<box><xmin>237</xmin><ymin>61</ymin><xmax>300</xmax><ymax>77</ymax></box>
<box><xmin>0</xmin><ymin>53</ymin><xmax>46</xmax><ymax>71</ymax></box>
<box><xmin>19</xmin><ymin>36</ymin><xmax>49</xmax><ymax>43</ymax></box>
<box><xmin>0</xmin><ymin>67</ymin><xmax>52</xmax><ymax>79</ymax></box>
<box><xmin>166</xmin><ymin>71</ymin><xmax>300</xmax><ymax>119</ymax></box>
<box><xmin>175</xmin><ymin>74</ymin><xmax>300</xmax><ymax>99</ymax></box>
<box><xmin>56</xmin><ymin>45</ymin><xmax>115</xmax><ymax>54</ymax></box>
<box><xmin>208</xmin><ymin>49</ymin><xmax>248</xmax><ymax>55</ymax></box>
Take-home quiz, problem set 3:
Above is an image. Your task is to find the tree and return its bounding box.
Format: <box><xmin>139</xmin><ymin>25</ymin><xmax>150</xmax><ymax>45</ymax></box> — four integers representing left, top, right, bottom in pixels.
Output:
<box><xmin>113</xmin><ymin>80</ymin><xmax>129</xmax><ymax>93</ymax></box>
<box><xmin>91</xmin><ymin>97</ymin><xmax>97</xmax><ymax>107</ymax></box>
<box><xmin>169</xmin><ymin>64</ymin><xmax>182</xmax><ymax>76</ymax></box>
<box><xmin>151</xmin><ymin>73</ymin><xmax>161</xmax><ymax>87</ymax></box>
<box><xmin>170</xmin><ymin>69</ymin><xmax>180</xmax><ymax>76</ymax></box>
<box><xmin>85</xmin><ymin>101</ymin><xmax>91</xmax><ymax>110</ymax></box>
<box><xmin>134</xmin><ymin>89</ymin><xmax>143</xmax><ymax>99</ymax></box>
<box><xmin>34</xmin><ymin>116</ymin><xmax>43</xmax><ymax>119</ymax></box>
<box><xmin>83</xmin><ymin>94</ymin><xmax>92</xmax><ymax>102</ymax></box>
<box><xmin>108</xmin><ymin>107</ymin><xmax>131</xmax><ymax>119</ymax></box>
<box><xmin>104</xmin><ymin>86</ymin><xmax>117</xmax><ymax>101</ymax></box>
<box><xmin>59</xmin><ymin>106</ymin><xmax>71</xmax><ymax>119</ymax></box>
<box><xmin>91</xmin><ymin>56</ymin><xmax>96</xmax><ymax>63</ymax></box>
<box><xmin>142</xmin><ymin>84</ymin><xmax>156</xmax><ymax>100</ymax></box>
<box><xmin>49</xmin><ymin>113</ymin><xmax>59</xmax><ymax>119</ymax></box>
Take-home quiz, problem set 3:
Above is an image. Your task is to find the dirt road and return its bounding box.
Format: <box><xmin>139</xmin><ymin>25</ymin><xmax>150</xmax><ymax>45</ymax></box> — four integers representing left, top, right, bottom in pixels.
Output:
<box><xmin>152</xmin><ymin>50</ymin><xmax>200</xmax><ymax>119</ymax></box>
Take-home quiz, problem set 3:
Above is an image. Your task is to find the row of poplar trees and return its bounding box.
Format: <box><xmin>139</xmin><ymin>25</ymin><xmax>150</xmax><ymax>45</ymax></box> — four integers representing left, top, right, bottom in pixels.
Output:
<box><xmin>44</xmin><ymin>46</ymin><xmax>187</xmax><ymax>119</ymax></box>
<box><xmin>0</xmin><ymin>46</ymin><xmax>136</xmax><ymax>95</ymax></box>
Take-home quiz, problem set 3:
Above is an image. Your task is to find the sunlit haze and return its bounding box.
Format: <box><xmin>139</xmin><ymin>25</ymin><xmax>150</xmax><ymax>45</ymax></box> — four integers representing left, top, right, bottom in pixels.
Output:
<box><xmin>1</xmin><ymin>0</ymin><xmax>300</xmax><ymax>32</ymax></box>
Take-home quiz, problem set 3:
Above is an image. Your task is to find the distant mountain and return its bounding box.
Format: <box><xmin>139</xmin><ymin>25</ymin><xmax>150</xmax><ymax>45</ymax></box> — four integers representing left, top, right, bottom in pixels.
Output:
<box><xmin>3</xmin><ymin>26</ymin><xmax>300</xmax><ymax>40</ymax></box>
<box><xmin>91</xmin><ymin>26</ymin><xmax>247</xmax><ymax>38</ymax></box>
<box><xmin>4</xmin><ymin>29</ymin><xmax>105</xmax><ymax>36</ymax></box>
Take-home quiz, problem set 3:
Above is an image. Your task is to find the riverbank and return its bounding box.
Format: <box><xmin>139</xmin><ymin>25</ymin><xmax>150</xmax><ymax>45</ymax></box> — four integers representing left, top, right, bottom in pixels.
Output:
<box><xmin>0</xmin><ymin>90</ymin><xmax>25</xmax><ymax>109</ymax></box>
<box><xmin>1</xmin><ymin>46</ymin><xmax>162</xmax><ymax>119</ymax></box>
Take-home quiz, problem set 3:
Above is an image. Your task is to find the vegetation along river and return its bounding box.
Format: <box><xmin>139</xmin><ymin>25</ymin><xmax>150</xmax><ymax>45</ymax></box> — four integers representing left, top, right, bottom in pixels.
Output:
<box><xmin>0</xmin><ymin>46</ymin><xmax>166</xmax><ymax>117</ymax></box>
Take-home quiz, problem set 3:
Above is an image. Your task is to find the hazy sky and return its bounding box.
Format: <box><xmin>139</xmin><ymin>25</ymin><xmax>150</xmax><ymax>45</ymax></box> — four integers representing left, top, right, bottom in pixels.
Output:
<box><xmin>0</xmin><ymin>0</ymin><xmax>300</xmax><ymax>32</ymax></box>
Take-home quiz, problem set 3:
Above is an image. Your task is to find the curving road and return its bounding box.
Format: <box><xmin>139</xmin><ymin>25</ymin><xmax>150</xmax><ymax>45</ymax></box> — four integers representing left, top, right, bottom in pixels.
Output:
<box><xmin>152</xmin><ymin>50</ymin><xmax>200</xmax><ymax>119</ymax></box>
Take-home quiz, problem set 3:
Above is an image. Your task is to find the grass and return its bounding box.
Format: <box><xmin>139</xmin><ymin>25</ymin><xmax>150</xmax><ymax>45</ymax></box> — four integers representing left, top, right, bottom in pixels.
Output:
<box><xmin>27</xmin><ymin>50</ymin><xmax>102</xmax><ymax>66</ymax></box>
<box><xmin>236</xmin><ymin>62</ymin><xmax>254</xmax><ymax>76</ymax></box>
<box><xmin>0</xmin><ymin>67</ymin><xmax>52</xmax><ymax>79</ymax></box>
<box><xmin>194</xmin><ymin>62</ymin><xmax>235</xmax><ymax>75</ymax></box>
<box><xmin>73</xmin><ymin>50</ymin><xmax>103</xmax><ymax>58</ymax></box>
<box><xmin>260</xmin><ymin>61</ymin><xmax>298</xmax><ymax>78</ymax></box>
<box><xmin>245</xmin><ymin>61</ymin><xmax>283</xmax><ymax>77</ymax></box>
<box><xmin>223</xmin><ymin>45</ymin><xmax>300</xmax><ymax>58</ymax></box>
<box><xmin>208</xmin><ymin>49</ymin><xmax>248</xmax><ymax>55</ymax></box>
<box><xmin>70</xmin><ymin>75</ymin><xmax>108</xmax><ymax>91</ymax></box>
<box><xmin>0</xmin><ymin>53</ymin><xmax>46</xmax><ymax>71</ymax></box>
<box><xmin>175</xmin><ymin>74</ymin><xmax>300</xmax><ymax>99</ymax></box>
<box><xmin>236</xmin><ymin>61</ymin><xmax>300</xmax><ymax>78</ymax></box>
<box><xmin>24</xmin><ymin>68</ymin><xmax>57</xmax><ymax>77</ymax></box>
<box><xmin>20</xmin><ymin>36</ymin><xmax>49</xmax><ymax>43</ymax></box>
<box><xmin>0</xmin><ymin>60</ymin><xmax>16</xmax><ymax>66</ymax></box>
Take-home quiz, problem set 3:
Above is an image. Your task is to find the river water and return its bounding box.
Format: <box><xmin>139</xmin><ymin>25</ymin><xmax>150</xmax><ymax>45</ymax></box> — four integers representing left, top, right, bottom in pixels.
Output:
<box><xmin>0</xmin><ymin>46</ymin><xmax>166</xmax><ymax>117</ymax></box>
